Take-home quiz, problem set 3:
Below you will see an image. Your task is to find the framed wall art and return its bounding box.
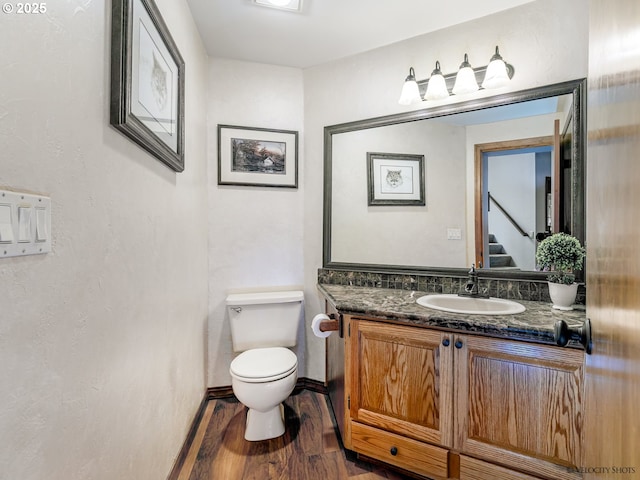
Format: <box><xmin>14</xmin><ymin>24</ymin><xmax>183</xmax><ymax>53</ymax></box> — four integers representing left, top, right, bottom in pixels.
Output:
<box><xmin>367</xmin><ymin>152</ymin><xmax>425</xmax><ymax>206</ymax></box>
<box><xmin>110</xmin><ymin>0</ymin><xmax>185</xmax><ymax>172</ymax></box>
<box><xmin>218</xmin><ymin>125</ymin><xmax>299</xmax><ymax>188</ymax></box>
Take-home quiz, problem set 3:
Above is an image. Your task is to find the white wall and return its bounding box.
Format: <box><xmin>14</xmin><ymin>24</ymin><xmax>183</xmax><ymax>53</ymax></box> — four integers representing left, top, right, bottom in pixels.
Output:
<box><xmin>0</xmin><ymin>1</ymin><xmax>209</xmax><ymax>479</ymax></box>
<box><xmin>206</xmin><ymin>59</ymin><xmax>305</xmax><ymax>386</ymax></box>
<box><xmin>303</xmin><ymin>0</ymin><xmax>588</xmax><ymax>381</ymax></box>
<box><xmin>331</xmin><ymin>120</ymin><xmax>467</xmax><ymax>267</ymax></box>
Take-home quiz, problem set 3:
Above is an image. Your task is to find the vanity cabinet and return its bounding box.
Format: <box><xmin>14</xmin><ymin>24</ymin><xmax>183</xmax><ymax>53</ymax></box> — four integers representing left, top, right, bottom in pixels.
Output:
<box><xmin>339</xmin><ymin>315</ymin><xmax>585</xmax><ymax>480</ymax></box>
<box><xmin>347</xmin><ymin>319</ymin><xmax>452</xmax><ymax>478</ymax></box>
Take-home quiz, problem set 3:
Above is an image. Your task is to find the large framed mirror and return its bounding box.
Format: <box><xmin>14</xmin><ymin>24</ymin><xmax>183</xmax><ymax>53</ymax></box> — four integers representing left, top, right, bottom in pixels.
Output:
<box><xmin>323</xmin><ymin>79</ymin><xmax>585</xmax><ymax>280</ymax></box>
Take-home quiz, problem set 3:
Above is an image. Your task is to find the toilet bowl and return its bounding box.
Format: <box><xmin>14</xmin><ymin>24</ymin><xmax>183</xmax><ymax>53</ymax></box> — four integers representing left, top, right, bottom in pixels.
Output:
<box><xmin>230</xmin><ymin>347</ymin><xmax>298</xmax><ymax>441</ymax></box>
<box><xmin>226</xmin><ymin>290</ymin><xmax>304</xmax><ymax>441</ymax></box>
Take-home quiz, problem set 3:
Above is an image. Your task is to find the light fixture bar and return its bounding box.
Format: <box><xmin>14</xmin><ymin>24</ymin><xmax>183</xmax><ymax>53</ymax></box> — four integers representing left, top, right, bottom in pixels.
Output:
<box><xmin>415</xmin><ymin>63</ymin><xmax>514</xmax><ymax>98</ymax></box>
<box><xmin>398</xmin><ymin>47</ymin><xmax>514</xmax><ymax>104</ymax></box>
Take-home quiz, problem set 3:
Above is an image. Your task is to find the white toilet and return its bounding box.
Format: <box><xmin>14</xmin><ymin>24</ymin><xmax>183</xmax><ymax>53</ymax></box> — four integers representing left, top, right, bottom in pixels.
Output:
<box><xmin>226</xmin><ymin>290</ymin><xmax>303</xmax><ymax>441</ymax></box>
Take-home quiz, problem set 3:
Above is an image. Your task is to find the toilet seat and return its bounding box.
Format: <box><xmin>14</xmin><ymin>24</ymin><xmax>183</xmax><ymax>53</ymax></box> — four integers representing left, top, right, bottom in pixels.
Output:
<box><xmin>230</xmin><ymin>347</ymin><xmax>297</xmax><ymax>383</ymax></box>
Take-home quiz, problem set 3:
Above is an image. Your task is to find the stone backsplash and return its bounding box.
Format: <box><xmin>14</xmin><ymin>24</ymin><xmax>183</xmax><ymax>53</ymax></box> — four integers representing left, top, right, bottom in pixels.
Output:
<box><xmin>318</xmin><ymin>268</ymin><xmax>586</xmax><ymax>305</ymax></box>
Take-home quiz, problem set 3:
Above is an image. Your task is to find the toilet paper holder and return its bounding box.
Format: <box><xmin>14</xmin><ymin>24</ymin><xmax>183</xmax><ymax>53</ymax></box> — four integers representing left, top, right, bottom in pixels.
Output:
<box><xmin>320</xmin><ymin>313</ymin><xmax>343</xmax><ymax>338</ymax></box>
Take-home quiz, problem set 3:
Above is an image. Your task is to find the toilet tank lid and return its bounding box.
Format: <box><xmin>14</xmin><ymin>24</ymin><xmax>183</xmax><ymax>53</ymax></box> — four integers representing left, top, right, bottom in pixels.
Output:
<box><xmin>226</xmin><ymin>290</ymin><xmax>304</xmax><ymax>306</ymax></box>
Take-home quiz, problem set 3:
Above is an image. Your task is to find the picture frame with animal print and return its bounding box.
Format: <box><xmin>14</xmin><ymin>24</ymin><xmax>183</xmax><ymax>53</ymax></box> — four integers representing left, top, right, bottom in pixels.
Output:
<box><xmin>217</xmin><ymin>125</ymin><xmax>299</xmax><ymax>188</ymax></box>
<box><xmin>367</xmin><ymin>152</ymin><xmax>425</xmax><ymax>206</ymax></box>
<box><xmin>110</xmin><ymin>0</ymin><xmax>185</xmax><ymax>172</ymax></box>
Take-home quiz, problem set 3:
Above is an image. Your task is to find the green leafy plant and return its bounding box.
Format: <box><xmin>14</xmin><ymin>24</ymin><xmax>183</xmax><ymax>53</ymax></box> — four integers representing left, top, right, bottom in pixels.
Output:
<box><xmin>535</xmin><ymin>233</ymin><xmax>586</xmax><ymax>284</ymax></box>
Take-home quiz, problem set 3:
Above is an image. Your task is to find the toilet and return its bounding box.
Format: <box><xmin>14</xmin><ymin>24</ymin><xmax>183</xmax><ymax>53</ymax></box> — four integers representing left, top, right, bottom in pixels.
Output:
<box><xmin>226</xmin><ymin>290</ymin><xmax>303</xmax><ymax>441</ymax></box>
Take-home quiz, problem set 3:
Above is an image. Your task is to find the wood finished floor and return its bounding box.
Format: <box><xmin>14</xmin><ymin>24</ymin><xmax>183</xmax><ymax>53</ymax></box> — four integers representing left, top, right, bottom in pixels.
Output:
<box><xmin>176</xmin><ymin>389</ymin><xmax>421</xmax><ymax>480</ymax></box>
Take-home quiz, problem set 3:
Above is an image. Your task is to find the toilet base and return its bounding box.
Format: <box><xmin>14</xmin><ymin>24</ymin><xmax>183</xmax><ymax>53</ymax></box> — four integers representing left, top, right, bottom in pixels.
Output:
<box><xmin>244</xmin><ymin>403</ymin><xmax>285</xmax><ymax>441</ymax></box>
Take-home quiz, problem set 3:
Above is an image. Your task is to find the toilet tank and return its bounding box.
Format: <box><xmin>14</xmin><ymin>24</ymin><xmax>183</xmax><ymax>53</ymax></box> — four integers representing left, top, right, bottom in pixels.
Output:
<box><xmin>226</xmin><ymin>290</ymin><xmax>304</xmax><ymax>352</ymax></box>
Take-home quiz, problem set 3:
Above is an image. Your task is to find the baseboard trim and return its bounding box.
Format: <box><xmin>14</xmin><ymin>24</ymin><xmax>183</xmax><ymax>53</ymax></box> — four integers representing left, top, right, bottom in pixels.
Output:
<box><xmin>206</xmin><ymin>377</ymin><xmax>327</xmax><ymax>399</ymax></box>
<box><xmin>294</xmin><ymin>377</ymin><xmax>327</xmax><ymax>394</ymax></box>
<box><xmin>207</xmin><ymin>385</ymin><xmax>234</xmax><ymax>399</ymax></box>
<box><xmin>167</xmin><ymin>377</ymin><xmax>327</xmax><ymax>479</ymax></box>
<box><xmin>166</xmin><ymin>394</ymin><xmax>208</xmax><ymax>480</ymax></box>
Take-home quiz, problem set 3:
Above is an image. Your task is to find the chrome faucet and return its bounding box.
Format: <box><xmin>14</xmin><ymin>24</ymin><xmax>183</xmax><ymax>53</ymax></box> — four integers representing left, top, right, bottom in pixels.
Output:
<box><xmin>459</xmin><ymin>264</ymin><xmax>488</xmax><ymax>298</ymax></box>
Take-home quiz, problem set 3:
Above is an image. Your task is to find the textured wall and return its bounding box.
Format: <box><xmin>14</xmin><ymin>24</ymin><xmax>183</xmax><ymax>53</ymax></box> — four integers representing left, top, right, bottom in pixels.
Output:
<box><xmin>0</xmin><ymin>1</ymin><xmax>209</xmax><ymax>479</ymax></box>
<box><xmin>206</xmin><ymin>59</ymin><xmax>305</xmax><ymax>386</ymax></box>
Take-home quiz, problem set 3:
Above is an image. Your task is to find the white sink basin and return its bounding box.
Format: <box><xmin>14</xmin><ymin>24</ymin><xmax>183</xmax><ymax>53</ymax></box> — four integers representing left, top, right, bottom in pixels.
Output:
<box><xmin>416</xmin><ymin>294</ymin><xmax>525</xmax><ymax>315</ymax></box>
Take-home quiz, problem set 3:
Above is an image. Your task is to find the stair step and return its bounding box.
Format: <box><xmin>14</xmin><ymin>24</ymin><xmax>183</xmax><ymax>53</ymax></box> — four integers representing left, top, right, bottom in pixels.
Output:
<box><xmin>488</xmin><ymin>233</ymin><xmax>497</xmax><ymax>243</ymax></box>
<box><xmin>490</xmin><ymin>254</ymin><xmax>513</xmax><ymax>267</ymax></box>
<box><xmin>489</xmin><ymin>243</ymin><xmax>505</xmax><ymax>254</ymax></box>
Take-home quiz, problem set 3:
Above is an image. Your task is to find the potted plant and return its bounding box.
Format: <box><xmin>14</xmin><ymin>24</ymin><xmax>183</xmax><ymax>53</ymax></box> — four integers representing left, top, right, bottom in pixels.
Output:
<box><xmin>535</xmin><ymin>232</ymin><xmax>586</xmax><ymax>310</ymax></box>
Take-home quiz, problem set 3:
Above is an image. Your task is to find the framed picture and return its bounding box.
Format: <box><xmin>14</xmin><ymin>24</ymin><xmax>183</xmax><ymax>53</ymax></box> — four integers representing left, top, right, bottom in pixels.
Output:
<box><xmin>367</xmin><ymin>152</ymin><xmax>425</xmax><ymax>206</ymax></box>
<box><xmin>110</xmin><ymin>0</ymin><xmax>185</xmax><ymax>172</ymax></box>
<box><xmin>218</xmin><ymin>125</ymin><xmax>299</xmax><ymax>188</ymax></box>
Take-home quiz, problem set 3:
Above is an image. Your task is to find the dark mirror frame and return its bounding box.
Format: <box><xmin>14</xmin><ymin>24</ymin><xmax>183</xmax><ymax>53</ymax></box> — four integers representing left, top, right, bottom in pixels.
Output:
<box><xmin>323</xmin><ymin>78</ymin><xmax>586</xmax><ymax>281</ymax></box>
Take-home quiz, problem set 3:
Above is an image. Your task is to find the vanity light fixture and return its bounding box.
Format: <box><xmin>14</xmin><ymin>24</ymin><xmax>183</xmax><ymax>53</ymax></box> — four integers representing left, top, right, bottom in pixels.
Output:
<box><xmin>424</xmin><ymin>61</ymin><xmax>449</xmax><ymax>101</ymax></box>
<box><xmin>452</xmin><ymin>53</ymin><xmax>479</xmax><ymax>95</ymax></box>
<box><xmin>481</xmin><ymin>46</ymin><xmax>511</xmax><ymax>89</ymax></box>
<box><xmin>398</xmin><ymin>46</ymin><xmax>515</xmax><ymax>104</ymax></box>
<box><xmin>252</xmin><ymin>0</ymin><xmax>302</xmax><ymax>12</ymax></box>
<box><xmin>398</xmin><ymin>67</ymin><xmax>422</xmax><ymax>105</ymax></box>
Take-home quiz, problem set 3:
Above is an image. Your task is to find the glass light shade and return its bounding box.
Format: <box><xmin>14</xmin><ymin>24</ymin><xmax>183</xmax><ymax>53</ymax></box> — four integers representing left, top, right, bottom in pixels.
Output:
<box><xmin>452</xmin><ymin>54</ymin><xmax>479</xmax><ymax>95</ymax></box>
<box><xmin>398</xmin><ymin>67</ymin><xmax>422</xmax><ymax>105</ymax></box>
<box><xmin>424</xmin><ymin>61</ymin><xmax>449</xmax><ymax>101</ymax></box>
<box><xmin>253</xmin><ymin>0</ymin><xmax>301</xmax><ymax>11</ymax></box>
<box><xmin>482</xmin><ymin>47</ymin><xmax>511</xmax><ymax>89</ymax></box>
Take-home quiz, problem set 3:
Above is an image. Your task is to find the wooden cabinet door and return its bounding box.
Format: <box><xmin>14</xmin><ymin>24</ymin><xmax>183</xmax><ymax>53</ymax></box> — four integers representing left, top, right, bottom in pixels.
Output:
<box><xmin>459</xmin><ymin>455</ymin><xmax>545</xmax><ymax>480</ymax></box>
<box><xmin>454</xmin><ymin>335</ymin><xmax>584</xmax><ymax>480</ymax></box>
<box><xmin>348</xmin><ymin>318</ymin><xmax>454</xmax><ymax>447</ymax></box>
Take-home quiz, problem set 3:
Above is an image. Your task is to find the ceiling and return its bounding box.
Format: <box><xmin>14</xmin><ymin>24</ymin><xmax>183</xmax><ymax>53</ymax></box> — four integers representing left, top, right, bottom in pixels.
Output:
<box><xmin>436</xmin><ymin>95</ymin><xmax>569</xmax><ymax>126</ymax></box>
<box><xmin>186</xmin><ymin>0</ymin><xmax>535</xmax><ymax>69</ymax></box>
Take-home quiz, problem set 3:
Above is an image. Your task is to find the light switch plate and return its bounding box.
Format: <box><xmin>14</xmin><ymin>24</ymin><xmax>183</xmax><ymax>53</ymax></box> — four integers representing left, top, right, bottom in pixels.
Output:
<box><xmin>0</xmin><ymin>189</ymin><xmax>51</xmax><ymax>258</ymax></box>
<box><xmin>447</xmin><ymin>228</ymin><xmax>462</xmax><ymax>240</ymax></box>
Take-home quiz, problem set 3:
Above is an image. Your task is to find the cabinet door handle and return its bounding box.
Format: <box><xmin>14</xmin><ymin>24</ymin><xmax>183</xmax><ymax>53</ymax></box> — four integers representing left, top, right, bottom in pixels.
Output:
<box><xmin>455</xmin><ymin>340</ymin><xmax>463</xmax><ymax>349</ymax></box>
<box><xmin>442</xmin><ymin>338</ymin><xmax>450</xmax><ymax>347</ymax></box>
<box><xmin>390</xmin><ymin>446</ymin><xmax>398</xmax><ymax>456</ymax></box>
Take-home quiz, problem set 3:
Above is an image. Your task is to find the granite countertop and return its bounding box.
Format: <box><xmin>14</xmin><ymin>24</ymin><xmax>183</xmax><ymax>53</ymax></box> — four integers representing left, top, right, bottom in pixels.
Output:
<box><xmin>318</xmin><ymin>284</ymin><xmax>587</xmax><ymax>349</ymax></box>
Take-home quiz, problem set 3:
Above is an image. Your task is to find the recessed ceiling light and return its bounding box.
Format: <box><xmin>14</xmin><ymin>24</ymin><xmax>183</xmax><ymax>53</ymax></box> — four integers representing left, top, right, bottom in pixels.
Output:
<box><xmin>252</xmin><ymin>0</ymin><xmax>302</xmax><ymax>12</ymax></box>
